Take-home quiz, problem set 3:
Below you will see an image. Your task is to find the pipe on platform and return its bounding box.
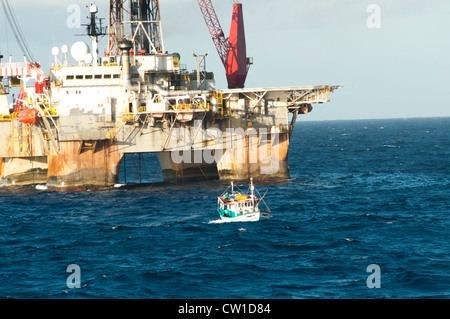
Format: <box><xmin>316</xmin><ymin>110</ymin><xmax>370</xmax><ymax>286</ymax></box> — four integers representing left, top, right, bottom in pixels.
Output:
<box><xmin>119</xmin><ymin>39</ymin><xmax>171</xmax><ymax>97</ymax></box>
<box><xmin>119</xmin><ymin>39</ymin><xmax>133</xmax><ymax>90</ymax></box>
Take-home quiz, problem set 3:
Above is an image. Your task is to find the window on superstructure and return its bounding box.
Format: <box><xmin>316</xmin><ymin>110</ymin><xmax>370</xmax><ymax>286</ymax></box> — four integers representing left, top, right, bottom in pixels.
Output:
<box><xmin>76</xmin><ymin>75</ymin><xmax>83</xmax><ymax>80</ymax></box>
<box><xmin>66</xmin><ymin>75</ymin><xmax>74</xmax><ymax>80</ymax></box>
<box><xmin>94</xmin><ymin>75</ymin><xmax>102</xmax><ymax>79</ymax></box>
<box><xmin>104</xmin><ymin>74</ymin><xmax>112</xmax><ymax>79</ymax></box>
<box><xmin>85</xmin><ymin>75</ymin><xmax>93</xmax><ymax>80</ymax></box>
<box><xmin>113</xmin><ymin>74</ymin><xmax>120</xmax><ymax>79</ymax></box>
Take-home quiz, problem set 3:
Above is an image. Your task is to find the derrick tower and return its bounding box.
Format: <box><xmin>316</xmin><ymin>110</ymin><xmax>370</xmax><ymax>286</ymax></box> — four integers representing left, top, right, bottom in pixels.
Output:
<box><xmin>108</xmin><ymin>0</ymin><xmax>164</xmax><ymax>55</ymax></box>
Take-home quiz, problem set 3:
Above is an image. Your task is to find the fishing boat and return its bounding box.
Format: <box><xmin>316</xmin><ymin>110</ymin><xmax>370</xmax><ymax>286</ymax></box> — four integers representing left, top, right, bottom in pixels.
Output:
<box><xmin>217</xmin><ymin>178</ymin><xmax>271</xmax><ymax>222</ymax></box>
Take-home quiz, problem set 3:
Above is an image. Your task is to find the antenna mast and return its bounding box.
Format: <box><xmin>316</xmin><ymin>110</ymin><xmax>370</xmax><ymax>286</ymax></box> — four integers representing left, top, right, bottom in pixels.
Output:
<box><xmin>84</xmin><ymin>4</ymin><xmax>107</xmax><ymax>66</ymax></box>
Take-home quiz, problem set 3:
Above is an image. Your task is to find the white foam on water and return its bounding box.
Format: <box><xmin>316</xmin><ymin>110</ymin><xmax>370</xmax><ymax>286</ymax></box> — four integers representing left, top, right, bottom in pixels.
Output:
<box><xmin>208</xmin><ymin>219</ymin><xmax>227</xmax><ymax>224</ymax></box>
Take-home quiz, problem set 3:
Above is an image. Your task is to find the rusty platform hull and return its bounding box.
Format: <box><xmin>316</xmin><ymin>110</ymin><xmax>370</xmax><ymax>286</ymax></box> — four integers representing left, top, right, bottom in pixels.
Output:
<box><xmin>157</xmin><ymin>151</ymin><xmax>220</xmax><ymax>181</ymax></box>
<box><xmin>0</xmin><ymin>157</ymin><xmax>4</xmax><ymax>182</ymax></box>
<box><xmin>155</xmin><ymin>130</ymin><xmax>291</xmax><ymax>182</ymax></box>
<box><xmin>0</xmin><ymin>123</ymin><xmax>293</xmax><ymax>188</ymax></box>
<box><xmin>46</xmin><ymin>140</ymin><xmax>122</xmax><ymax>190</ymax></box>
<box><xmin>217</xmin><ymin>131</ymin><xmax>291</xmax><ymax>181</ymax></box>
<box><xmin>0</xmin><ymin>157</ymin><xmax>48</xmax><ymax>185</ymax></box>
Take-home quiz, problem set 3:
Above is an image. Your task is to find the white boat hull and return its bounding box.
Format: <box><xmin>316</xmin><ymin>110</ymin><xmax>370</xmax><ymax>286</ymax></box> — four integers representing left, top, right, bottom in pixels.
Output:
<box><xmin>219</xmin><ymin>211</ymin><xmax>271</xmax><ymax>222</ymax></box>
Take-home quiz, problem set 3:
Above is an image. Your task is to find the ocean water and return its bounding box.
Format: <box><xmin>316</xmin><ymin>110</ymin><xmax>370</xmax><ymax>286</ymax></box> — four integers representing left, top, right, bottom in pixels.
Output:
<box><xmin>0</xmin><ymin>117</ymin><xmax>449</xmax><ymax>299</ymax></box>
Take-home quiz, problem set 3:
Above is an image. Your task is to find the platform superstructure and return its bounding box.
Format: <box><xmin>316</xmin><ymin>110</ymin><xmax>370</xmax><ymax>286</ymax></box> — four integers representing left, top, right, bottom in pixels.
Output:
<box><xmin>0</xmin><ymin>1</ymin><xmax>341</xmax><ymax>190</ymax></box>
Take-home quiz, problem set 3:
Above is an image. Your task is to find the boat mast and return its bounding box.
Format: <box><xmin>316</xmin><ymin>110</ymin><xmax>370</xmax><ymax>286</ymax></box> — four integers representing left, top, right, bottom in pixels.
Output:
<box><xmin>231</xmin><ymin>181</ymin><xmax>234</xmax><ymax>192</ymax></box>
<box><xmin>250</xmin><ymin>177</ymin><xmax>254</xmax><ymax>206</ymax></box>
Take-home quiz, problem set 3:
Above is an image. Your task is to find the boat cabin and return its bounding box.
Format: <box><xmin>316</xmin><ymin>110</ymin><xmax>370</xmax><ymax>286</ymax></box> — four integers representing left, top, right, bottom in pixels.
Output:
<box><xmin>218</xmin><ymin>192</ymin><xmax>259</xmax><ymax>218</ymax></box>
<box><xmin>216</xmin><ymin>179</ymin><xmax>271</xmax><ymax>222</ymax></box>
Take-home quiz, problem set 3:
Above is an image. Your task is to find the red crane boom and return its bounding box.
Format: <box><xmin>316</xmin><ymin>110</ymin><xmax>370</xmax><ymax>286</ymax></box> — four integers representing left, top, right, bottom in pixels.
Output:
<box><xmin>197</xmin><ymin>1</ymin><xmax>251</xmax><ymax>89</ymax></box>
<box><xmin>197</xmin><ymin>0</ymin><xmax>228</xmax><ymax>66</ymax></box>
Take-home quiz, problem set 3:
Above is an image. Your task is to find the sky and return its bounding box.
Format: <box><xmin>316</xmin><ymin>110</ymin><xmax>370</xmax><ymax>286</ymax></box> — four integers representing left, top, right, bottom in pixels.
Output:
<box><xmin>1</xmin><ymin>0</ymin><xmax>449</xmax><ymax>121</ymax></box>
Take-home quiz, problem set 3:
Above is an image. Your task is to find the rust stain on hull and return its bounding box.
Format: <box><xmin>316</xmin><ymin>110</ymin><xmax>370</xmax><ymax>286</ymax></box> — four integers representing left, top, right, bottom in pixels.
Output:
<box><xmin>4</xmin><ymin>120</ymin><xmax>47</xmax><ymax>158</ymax></box>
<box><xmin>156</xmin><ymin>151</ymin><xmax>219</xmax><ymax>181</ymax></box>
<box><xmin>217</xmin><ymin>131</ymin><xmax>290</xmax><ymax>181</ymax></box>
<box><xmin>156</xmin><ymin>131</ymin><xmax>291</xmax><ymax>182</ymax></box>
<box><xmin>0</xmin><ymin>119</ymin><xmax>50</xmax><ymax>185</ymax></box>
<box><xmin>47</xmin><ymin>139</ymin><xmax>122</xmax><ymax>189</ymax></box>
<box><xmin>0</xmin><ymin>157</ymin><xmax>4</xmax><ymax>179</ymax></box>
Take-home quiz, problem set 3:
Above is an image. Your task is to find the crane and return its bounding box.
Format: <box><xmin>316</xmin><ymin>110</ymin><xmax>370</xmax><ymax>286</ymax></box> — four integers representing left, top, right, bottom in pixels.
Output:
<box><xmin>197</xmin><ymin>1</ymin><xmax>252</xmax><ymax>89</ymax></box>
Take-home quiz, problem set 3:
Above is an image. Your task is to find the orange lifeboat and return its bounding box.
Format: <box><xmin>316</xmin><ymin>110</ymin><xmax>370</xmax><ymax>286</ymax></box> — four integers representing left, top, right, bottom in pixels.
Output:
<box><xmin>18</xmin><ymin>109</ymin><xmax>40</xmax><ymax>124</ymax></box>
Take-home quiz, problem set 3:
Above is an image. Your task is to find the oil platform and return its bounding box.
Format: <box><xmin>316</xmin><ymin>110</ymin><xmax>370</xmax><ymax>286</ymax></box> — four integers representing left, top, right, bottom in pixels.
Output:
<box><xmin>0</xmin><ymin>0</ymin><xmax>340</xmax><ymax>190</ymax></box>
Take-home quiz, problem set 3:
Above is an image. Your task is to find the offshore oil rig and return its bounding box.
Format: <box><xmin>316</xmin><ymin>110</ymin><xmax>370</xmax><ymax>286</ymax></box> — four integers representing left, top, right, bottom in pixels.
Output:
<box><xmin>0</xmin><ymin>0</ymin><xmax>340</xmax><ymax>190</ymax></box>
